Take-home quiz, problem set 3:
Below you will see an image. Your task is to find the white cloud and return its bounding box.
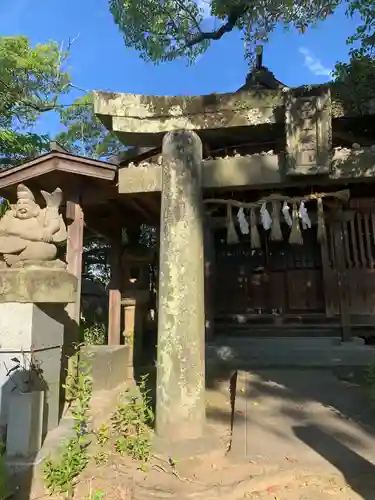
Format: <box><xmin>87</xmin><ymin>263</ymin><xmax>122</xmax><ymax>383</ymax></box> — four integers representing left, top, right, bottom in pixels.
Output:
<box><xmin>298</xmin><ymin>47</ymin><xmax>332</xmax><ymax>77</ymax></box>
<box><xmin>195</xmin><ymin>0</ymin><xmax>212</xmax><ymax>19</ymax></box>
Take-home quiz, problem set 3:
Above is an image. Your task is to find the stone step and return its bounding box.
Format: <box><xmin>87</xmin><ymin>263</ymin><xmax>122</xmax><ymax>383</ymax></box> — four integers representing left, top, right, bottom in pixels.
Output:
<box><xmin>206</xmin><ymin>337</ymin><xmax>375</xmax><ymax>368</ymax></box>
<box><xmin>214</xmin><ymin>326</ymin><xmax>340</xmax><ymax>337</ymax></box>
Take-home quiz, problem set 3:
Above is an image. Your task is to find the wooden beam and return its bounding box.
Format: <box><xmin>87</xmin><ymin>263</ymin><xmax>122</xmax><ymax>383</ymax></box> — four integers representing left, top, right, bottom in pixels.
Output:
<box><xmin>107</xmin><ymin>232</ymin><xmax>123</xmax><ymax>345</ymax></box>
<box><xmin>142</xmin><ymin>194</ymin><xmax>160</xmax><ymax>214</ymax></box>
<box><xmin>66</xmin><ymin>196</ymin><xmax>84</xmax><ymax>325</ymax></box>
<box><xmin>126</xmin><ymin>197</ymin><xmax>151</xmax><ymax>220</ymax></box>
<box><xmin>333</xmin><ymin>130</ymin><xmax>374</xmax><ymax>147</ymax></box>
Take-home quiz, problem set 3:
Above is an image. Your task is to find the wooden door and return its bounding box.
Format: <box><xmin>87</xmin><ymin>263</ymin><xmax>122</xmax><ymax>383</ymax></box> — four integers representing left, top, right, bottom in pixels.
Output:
<box><xmin>267</xmin><ymin>225</ymin><xmax>324</xmax><ymax>313</ymax></box>
<box><xmin>215</xmin><ymin>225</ymin><xmax>324</xmax><ymax>316</ymax></box>
<box><xmin>323</xmin><ymin>207</ymin><xmax>375</xmax><ymax>316</ymax></box>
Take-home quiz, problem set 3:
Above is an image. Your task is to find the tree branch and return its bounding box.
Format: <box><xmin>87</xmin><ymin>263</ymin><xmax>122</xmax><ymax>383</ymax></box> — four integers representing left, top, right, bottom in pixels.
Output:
<box><xmin>185</xmin><ymin>4</ymin><xmax>248</xmax><ymax>47</ymax></box>
<box><xmin>0</xmin><ymin>76</ymin><xmax>56</xmax><ymax>112</ymax></box>
<box><xmin>175</xmin><ymin>0</ymin><xmax>203</xmax><ymax>33</ymax></box>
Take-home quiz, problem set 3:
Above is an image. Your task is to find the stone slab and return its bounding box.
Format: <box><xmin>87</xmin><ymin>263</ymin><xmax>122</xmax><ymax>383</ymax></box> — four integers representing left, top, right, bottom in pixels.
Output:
<box><xmin>80</xmin><ymin>345</ymin><xmax>133</xmax><ymax>391</ymax></box>
<box><xmin>231</xmin><ymin>369</ymin><xmax>375</xmax><ymax>475</ymax></box>
<box><xmin>0</xmin><ymin>269</ymin><xmax>77</xmax><ymax>303</ymax></box>
<box><xmin>6</xmin><ymin>391</ymin><xmax>44</xmax><ymax>458</ymax></box>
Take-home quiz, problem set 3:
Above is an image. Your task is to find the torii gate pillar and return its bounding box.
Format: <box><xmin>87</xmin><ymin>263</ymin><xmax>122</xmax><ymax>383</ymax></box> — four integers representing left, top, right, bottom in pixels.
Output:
<box><xmin>155</xmin><ymin>130</ymin><xmax>206</xmax><ymax>441</ymax></box>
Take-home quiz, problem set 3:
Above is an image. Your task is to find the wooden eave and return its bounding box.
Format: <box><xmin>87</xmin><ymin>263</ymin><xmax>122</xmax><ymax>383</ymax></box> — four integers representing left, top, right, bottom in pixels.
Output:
<box><xmin>0</xmin><ymin>151</ymin><xmax>161</xmax><ymax>230</ymax></box>
<box><xmin>0</xmin><ymin>151</ymin><xmax>117</xmax><ymax>189</ymax></box>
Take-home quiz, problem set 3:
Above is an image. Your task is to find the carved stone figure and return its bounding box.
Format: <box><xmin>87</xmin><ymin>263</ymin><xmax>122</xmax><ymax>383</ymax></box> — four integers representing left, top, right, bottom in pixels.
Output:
<box><xmin>0</xmin><ymin>184</ymin><xmax>67</xmax><ymax>268</ymax></box>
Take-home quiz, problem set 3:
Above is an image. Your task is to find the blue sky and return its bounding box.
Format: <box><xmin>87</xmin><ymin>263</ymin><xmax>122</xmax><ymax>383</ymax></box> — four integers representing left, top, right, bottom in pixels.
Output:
<box><xmin>0</xmin><ymin>0</ymin><xmax>360</xmax><ymax>139</ymax></box>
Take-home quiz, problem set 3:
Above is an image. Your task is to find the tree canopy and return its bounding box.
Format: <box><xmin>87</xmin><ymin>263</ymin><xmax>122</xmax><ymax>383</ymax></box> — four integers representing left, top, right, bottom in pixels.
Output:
<box><xmin>56</xmin><ymin>93</ymin><xmax>124</xmax><ymax>160</ymax></box>
<box><xmin>0</xmin><ymin>35</ymin><xmax>71</xmax><ymax>166</ymax></box>
<box><xmin>109</xmin><ymin>0</ymin><xmax>374</xmax><ymax>64</ymax></box>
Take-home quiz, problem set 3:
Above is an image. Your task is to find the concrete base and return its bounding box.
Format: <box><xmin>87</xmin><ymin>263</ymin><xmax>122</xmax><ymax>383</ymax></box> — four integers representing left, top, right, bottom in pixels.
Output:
<box><xmin>0</xmin><ymin>301</ymin><xmax>68</xmax><ymax>454</ymax></box>
<box><xmin>6</xmin><ymin>391</ymin><xmax>44</xmax><ymax>458</ymax></box>
<box><xmin>80</xmin><ymin>345</ymin><xmax>133</xmax><ymax>391</ymax></box>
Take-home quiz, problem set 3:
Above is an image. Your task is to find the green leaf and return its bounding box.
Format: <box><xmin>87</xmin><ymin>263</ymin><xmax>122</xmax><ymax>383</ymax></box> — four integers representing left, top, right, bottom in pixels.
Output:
<box><xmin>56</xmin><ymin>93</ymin><xmax>124</xmax><ymax>160</ymax></box>
<box><xmin>109</xmin><ymin>0</ymin><xmax>342</xmax><ymax>63</ymax></box>
<box><xmin>0</xmin><ymin>35</ymin><xmax>71</xmax><ymax>167</ymax></box>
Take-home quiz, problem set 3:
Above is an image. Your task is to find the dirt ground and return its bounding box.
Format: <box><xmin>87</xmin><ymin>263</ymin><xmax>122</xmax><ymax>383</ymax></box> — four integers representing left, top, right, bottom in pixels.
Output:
<box><xmin>18</xmin><ymin>371</ymin><xmax>375</xmax><ymax>500</ymax></box>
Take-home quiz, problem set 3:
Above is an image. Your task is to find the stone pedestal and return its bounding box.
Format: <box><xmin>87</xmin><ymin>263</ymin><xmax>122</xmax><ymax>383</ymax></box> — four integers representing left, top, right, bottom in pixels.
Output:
<box><xmin>0</xmin><ymin>269</ymin><xmax>77</xmax><ymax>457</ymax></box>
<box><xmin>156</xmin><ymin>130</ymin><xmax>205</xmax><ymax>441</ymax></box>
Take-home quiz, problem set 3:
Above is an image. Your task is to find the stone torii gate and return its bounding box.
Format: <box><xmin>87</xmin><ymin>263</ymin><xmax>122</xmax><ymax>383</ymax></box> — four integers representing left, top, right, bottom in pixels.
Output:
<box><xmin>93</xmin><ymin>87</ymin><xmax>373</xmax><ymax>443</ymax></box>
<box><xmin>95</xmin><ymin>91</ymin><xmax>223</xmax><ymax>442</ymax></box>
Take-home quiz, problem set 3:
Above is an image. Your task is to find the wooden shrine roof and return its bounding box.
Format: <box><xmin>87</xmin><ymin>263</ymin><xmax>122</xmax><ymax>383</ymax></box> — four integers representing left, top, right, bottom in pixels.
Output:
<box><xmin>0</xmin><ymin>150</ymin><xmax>160</xmax><ymax>235</ymax></box>
<box><xmin>0</xmin><ymin>150</ymin><xmax>117</xmax><ymax>188</ymax></box>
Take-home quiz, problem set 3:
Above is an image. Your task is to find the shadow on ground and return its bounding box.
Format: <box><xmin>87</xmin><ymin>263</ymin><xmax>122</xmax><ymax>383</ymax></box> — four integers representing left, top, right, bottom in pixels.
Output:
<box><xmin>136</xmin><ymin>338</ymin><xmax>375</xmax><ymax>499</ymax></box>
<box><xmin>294</xmin><ymin>424</ymin><xmax>375</xmax><ymax>498</ymax></box>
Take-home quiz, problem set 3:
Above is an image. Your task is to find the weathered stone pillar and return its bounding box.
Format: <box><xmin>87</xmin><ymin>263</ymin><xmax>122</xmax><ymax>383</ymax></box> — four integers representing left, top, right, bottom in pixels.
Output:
<box><xmin>156</xmin><ymin>130</ymin><xmax>205</xmax><ymax>441</ymax></box>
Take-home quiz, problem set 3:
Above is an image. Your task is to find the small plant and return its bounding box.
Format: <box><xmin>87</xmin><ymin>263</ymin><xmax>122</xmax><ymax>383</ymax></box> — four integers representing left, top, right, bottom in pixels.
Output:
<box><xmin>5</xmin><ymin>349</ymin><xmax>45</xmax><ymax>393</ymax></box>
<box><xmin>43</xmin><ymin>438</ymin><xmax>89</xmax><ymax>497</ymax></box>
<box><xmin>92</xmin><ymin>424</ymin><xmax>110</xmax><ymax>466</ymax></box>
<box><xmin>93</xmin><ymin>451</ymin><xmax>109</xmax><ymax>466</ymax></box>
<box><xmin>0</xmin><ymin>197</ymin><xmax>10</xmax><ymax>218</ymax></box>
<box><xmin>42</xmin><ymin>348</ymin><xmax>93</xmax><ymax>496</ymax></box>
<box><xmin>86</xmin><ymin>490</ymin><xmax>105</xmax><ymax>500</ymax></box>
<box><xmin>80</xmin><ymin>322</ymin><xmax>106</xmax><ymax>345</ymax></box>
<box><xmin>111</xmin><ymin>374</ymin><xmax>154</xmax><ymax>464</ymax></box>
<box><xmin>94</xmin><ymin>424</ymin><xmax>110</xmax><ymax>447</ymax></box>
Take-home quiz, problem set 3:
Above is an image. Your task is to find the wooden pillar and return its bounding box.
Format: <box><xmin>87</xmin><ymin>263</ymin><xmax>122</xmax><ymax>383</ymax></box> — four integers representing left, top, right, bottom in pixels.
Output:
<box><xmin>64</xmin><ymin>197</ymin><xmax>84</xmax><ymax>404</ymax></box>
<box><xmin>66</xmin><ymin>198</ymin><xmax>84</xmax><ymax>324</ymax></box>
<box><xmin>156</xmin><ymin>130</ymin><xmax>205</xmax><ymax>442</ymax></box>
<box><xmin>320</xmin><ymin>224</ymin><xmax>334</xmax><ymax>318</ymax></box>
<box><xmin>332</xmin><ymin>212</ymin><xmax>351</xmax><ymax>341</ymax></box>
<box><xmin>107</xmin><ymin>234</ymin><xmax>122</xmax><ymax>345</ymax></box>
<box><xmin>123</xmin><ymin>298</ymin><xmax>136</xmax><ymax>379</ymax></box>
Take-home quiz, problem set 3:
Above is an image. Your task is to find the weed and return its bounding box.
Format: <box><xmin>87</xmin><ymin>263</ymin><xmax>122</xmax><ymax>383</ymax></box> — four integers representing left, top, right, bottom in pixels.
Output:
<box><xmin>43</xmin><ymin>438</ymin><xmax>89</xmax><ymax>497</ymax></box>
<box><xmin>94</xmin><ymin>424</ymin><xmax>110</xmax><ymax>447</ymax></box>
<box><xmin>87</xmin><ymin>489</ymin><xmax>105</xmax><ymax>500</ymax></box>
<box><xmin>80</xmin><ymin>322</ymin><xmax>106</xmax><ymax>346</ymax></box>
<box><xmin>93</xmin><ymin>451</ymin><xmax>109</xmax><ymax>466</ymax></box>
<box><xmin>111</xmin><ymin>374</ymin><xmax>153</xmax><ymax>463</ymax></box>
<box><xmin>42</xmin><ymin>348</ymin><xmax>93</xmax><ymax>497</ymax></box>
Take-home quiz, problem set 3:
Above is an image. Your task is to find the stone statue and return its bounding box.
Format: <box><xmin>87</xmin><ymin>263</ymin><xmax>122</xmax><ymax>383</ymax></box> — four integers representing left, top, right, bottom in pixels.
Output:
<box><xmin>0</xmin><ymin>184</ymin><xmax>67</xmax><ymax>268</ymax></box>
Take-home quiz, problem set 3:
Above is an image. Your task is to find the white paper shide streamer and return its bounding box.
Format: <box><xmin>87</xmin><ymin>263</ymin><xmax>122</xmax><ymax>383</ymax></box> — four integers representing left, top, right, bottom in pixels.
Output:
<box><xmin>298</xmin><ymin>201</ymin><xmax>311</xmax><ymax>229</ymax></box>
<box><xmin>282</xmin><ymin>201</ymin><xmax>292</xmax><ymax>227</ymax></box>
<box><xmin>237</xmin><ymin>207</ymin><xmax>249</xmax><ymax>235</ymax></box>
<box><xmin>260</xmin><ymin>203</ymin><xmax>272</xmax><ymax>230</ymax></box>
